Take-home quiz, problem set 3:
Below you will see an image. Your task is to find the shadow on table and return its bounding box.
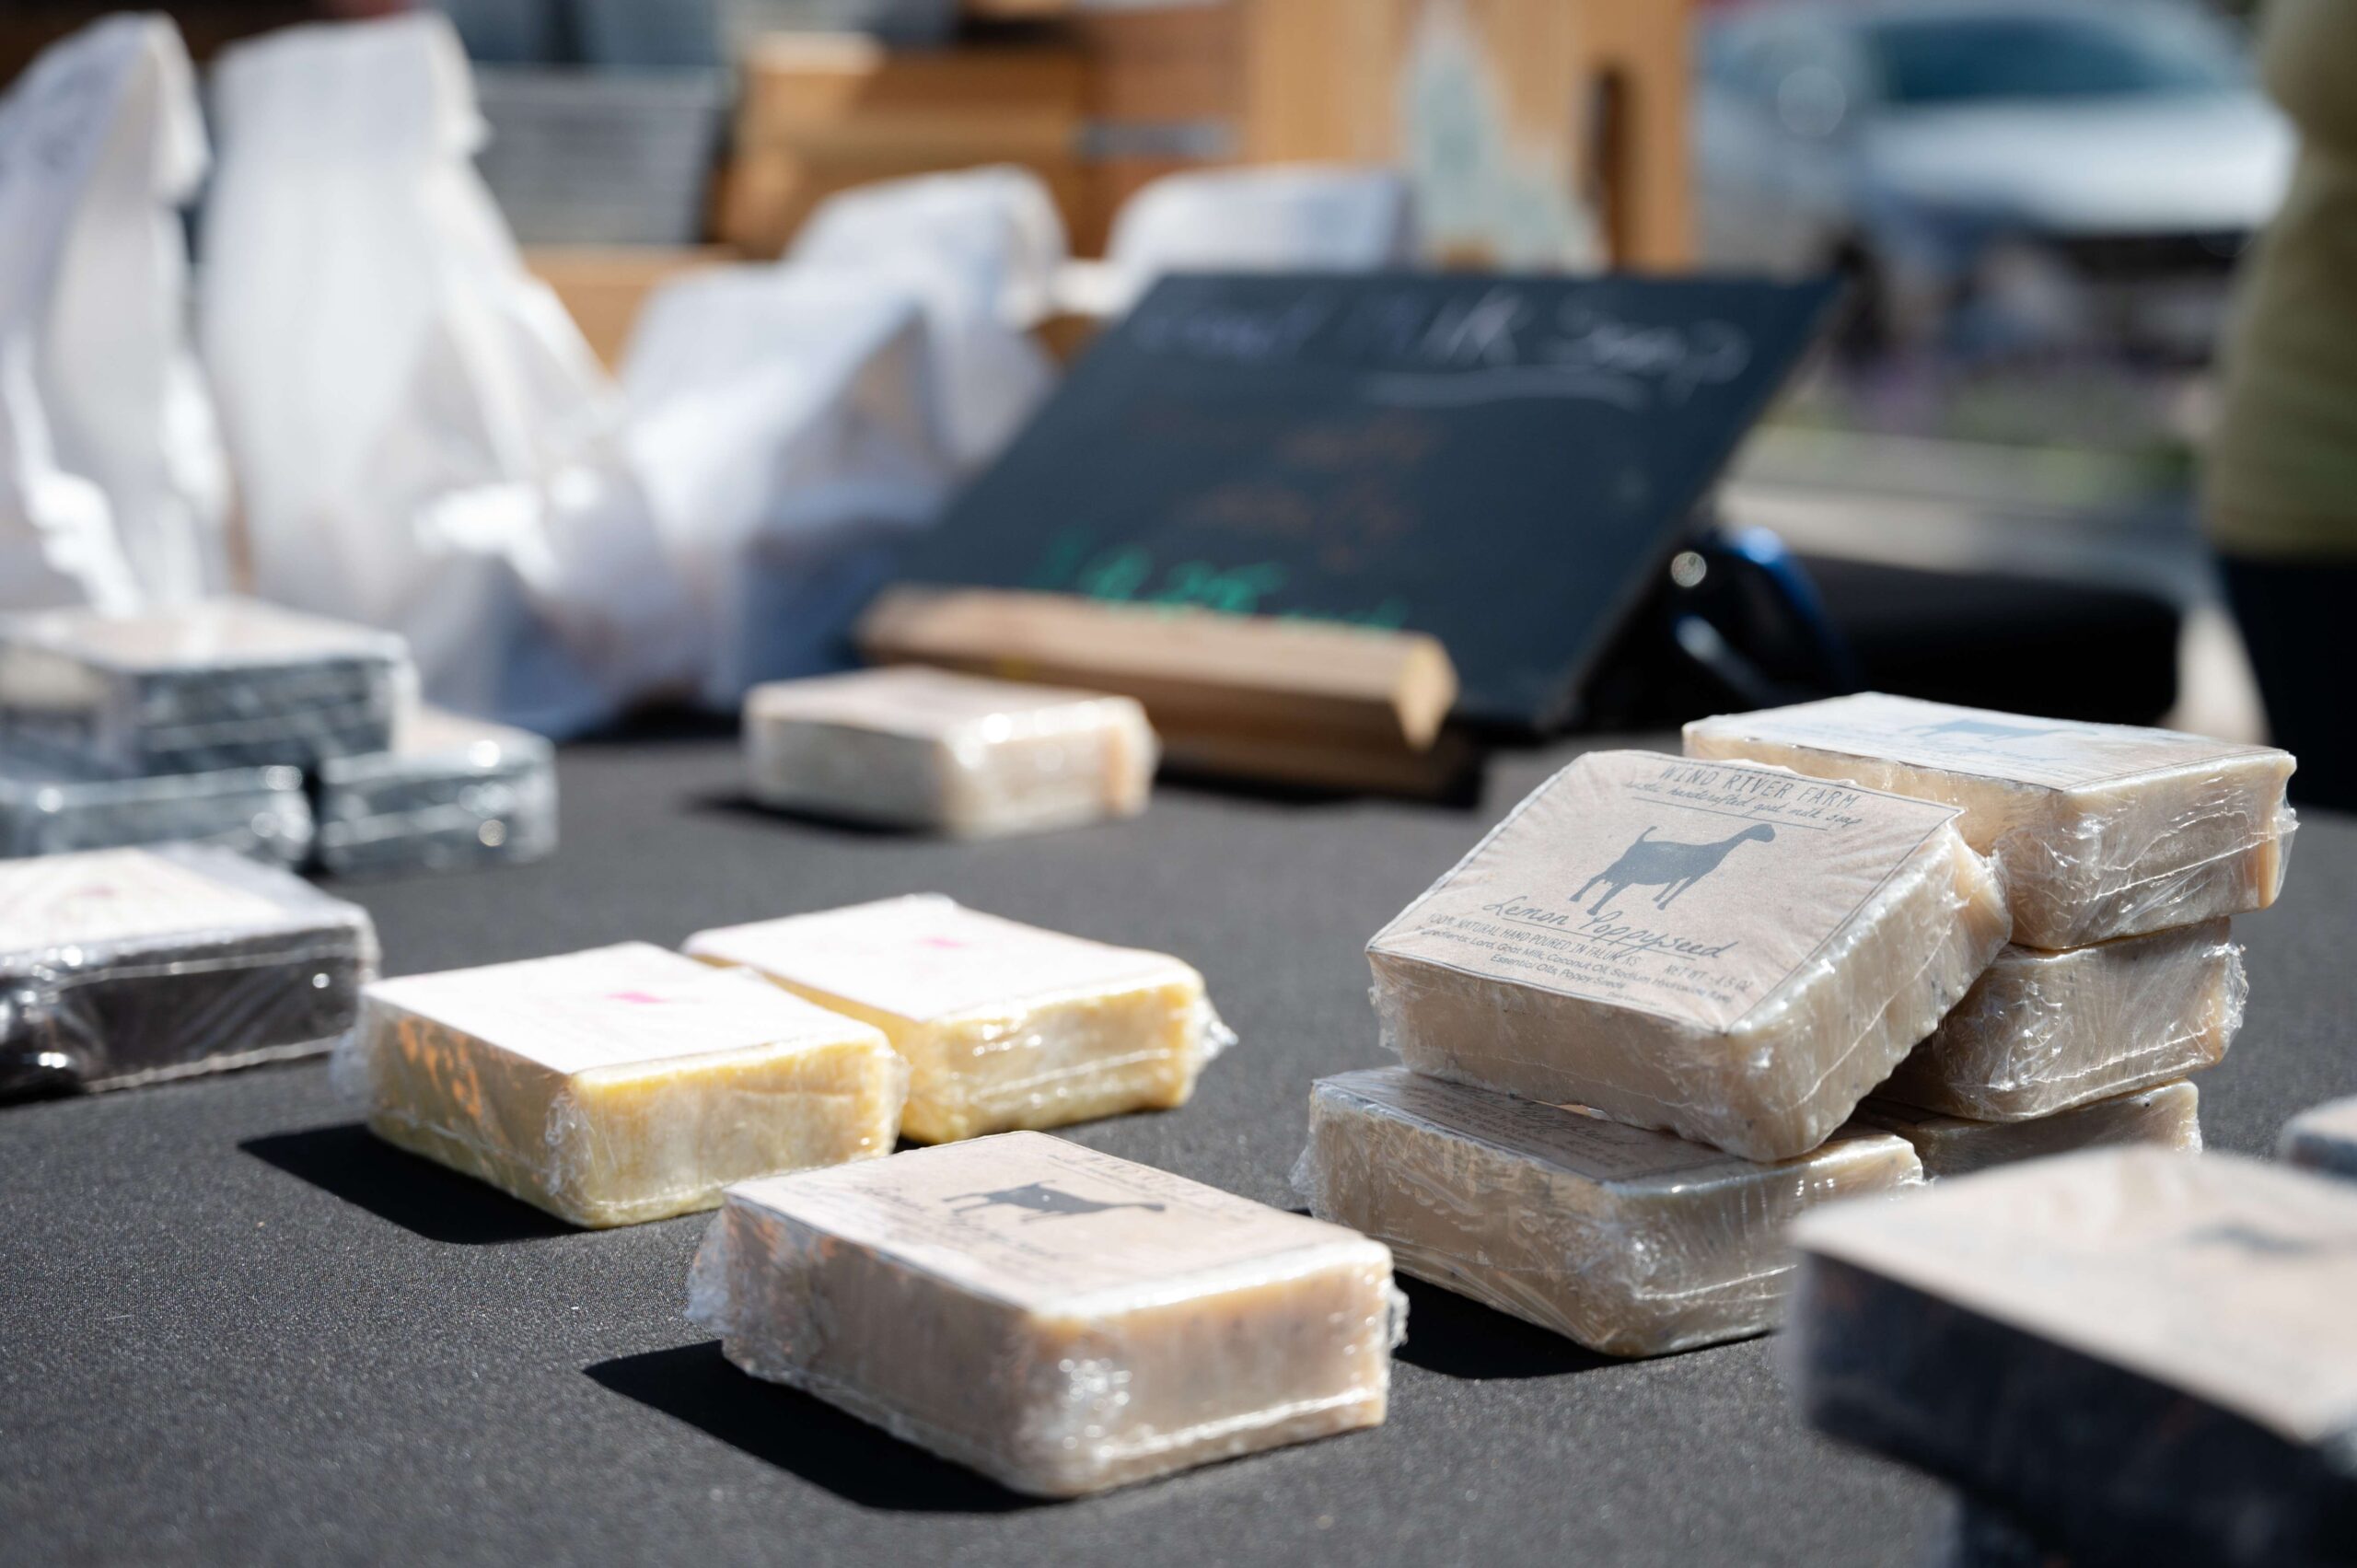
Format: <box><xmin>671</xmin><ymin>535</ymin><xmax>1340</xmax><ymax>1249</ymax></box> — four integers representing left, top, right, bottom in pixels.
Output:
<box><xmin>586</xmin><ymin>1342</ymin><xmax>1044</xmax><ymax>1514</ymax></box>
<box><xmin>1391</xmin><ymin>1277</ymin><xmax>1617</xmax><ymax>1381</ymax></box>
<box><xmin>240</xmin><ymin>1123</ymin><xmax>572</xmax><ymax>1246</ymax></box>
<box><xmin>687</xmin><ymin>791</ymin><xmax>911</xmax><ymax>838</ymax></box>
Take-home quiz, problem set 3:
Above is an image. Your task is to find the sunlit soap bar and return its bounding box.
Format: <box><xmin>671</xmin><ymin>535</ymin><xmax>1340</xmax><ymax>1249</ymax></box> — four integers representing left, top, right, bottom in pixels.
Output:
<box><xmin>348</xmin><ymin>943</ymin><xmax>905</xmax><ymax>1227</ymax></box>
<box><xmin>1875</xmin><ymin>921</ymin><xmax>2243</xmax><ymax>1121</ymax></box>
<box><xmin>1367</xmin><ymin>751</ymin><xmax>2009</xmax><ymax>1162</ymax></box>
<box><xmin>743</xmin><ymin>667</ymin><xmax>1156</xmax><ymax>837</ymax></box>
<box><xmin>688</xmin><ymin>1130</ymin><xmax>1402</xmax><ymax>1496</ymax></box>
<box><xmin>1296</xmin><ymin>1067</ymin><xmax>1921</xmax><ymax>1356</ymax></box>
<box><xmin>685</xmin><ymin>894</ymin><xmax>1224</xmax><ymax>1144</ymax></box>
<box><xmin>1852</xmin><ymin>1082</ymin><xmax>2200</xmax><ymax>1181</ymax></box>
<box><xmin>0</xmin><ymin>844</ymin><xmax>375</xmax><ymax>1098</ymax></box>
<box><xmin>0</xmin><ymin>597</ymin><xmax>410</xmax><ymax>775</ymax></box>
<box><xmin>314</xmin><ymin>706</ymin><xmax>557</xmax><ymax>877</ymax></box>
<box><xmin>2281</xmin><ymin>1097</ymin><xmax>2357</xmax><ymax>1181</ymax></box>
<box><xmin>1790</xmin><ymin>1149</ymin><xmax>2357</xmax><ymax>1568</ymax></box>
<box><xmin>0</xmin><ymin>752</ymin><xmax>312</xmax><ymax>865</ymax></box>
<box><xmin>1684</xmin><ymin>694</ymin><xmax>2295</xmax><ymax>949</ymax></box>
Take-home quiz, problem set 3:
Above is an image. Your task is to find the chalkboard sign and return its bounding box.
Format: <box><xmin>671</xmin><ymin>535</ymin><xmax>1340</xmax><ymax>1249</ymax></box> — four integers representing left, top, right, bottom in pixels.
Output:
<box><xmin>894</xmin><ymin>272</ymin><xmax>1843</xmax><ymax>729</ymax></box>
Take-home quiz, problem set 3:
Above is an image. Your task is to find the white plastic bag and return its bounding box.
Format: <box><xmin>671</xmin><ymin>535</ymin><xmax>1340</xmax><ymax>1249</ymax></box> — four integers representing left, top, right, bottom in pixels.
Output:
<box><xmin>200</xmin><ymin>13</ymin><xmax>699</xmax><ymax>736</ymax></box>
<box><xmin>0</xmin><ymin>14</ymin><xmax>228</xmax><ymax>612</ymax></box>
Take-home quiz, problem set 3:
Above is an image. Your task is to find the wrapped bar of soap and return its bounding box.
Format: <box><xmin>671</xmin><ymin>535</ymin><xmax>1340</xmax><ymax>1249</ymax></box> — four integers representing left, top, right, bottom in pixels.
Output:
<box><xmin>1790</xmin><ymin>1148</ymin><xmax>2357</xmax><ymax>1568</ymax></box>
<box><xmin>1684</xmin><ymin>694</ymin><xmax>2295</xmax><ymax>948</ymax></box>
<box><xmin>0</xmin><ymin>845</ymin><xmax>376</xmax><ymax>1098</ymax></box>
<box><xmin>313</xmin><ymin>706</ymin><xmax>557</xmax><ymax>877</ymax></box>
<box><xmin>686</xmin><ymin>895</ymin><xmax>1225</xmax><ymax>1144</ymax></box>
<box><xmin>344</xmin><ymin>943</ymin><xmax>905</xmax><ymax>1228</ymax></box>
<box><xmin>1368</xmin><ymin>751</ymin><xmax>2010</xmax><ymax>1161</ymax></box>
<box><xmin>0</xmin><ymin>752</ymin><xmax>312</xmax><ymax>866</ymax></box>
<box><xmin>0</xmin><ymin>598</ymin><xmax>409</xmax><ymax>775</ymax></box>
<box><xmin>743</xmin><ymin>667</ymin><xmax>1156</xmax><ymax>838</ymax></box>
<box><xmin>1296</xmin><ymin>1067</ymin><xmax>1922</xmax><ymax>1356</ymax></box>
<box><xmin>2281</xmin><ymin>1097</ymin><xmax>2357</xmax><ymax>1180</ymax></box>
<box><xmin>1875</xmin><ymin>920</ymin><xmax>2243</xmax><ymax>1121</ymax></box>
<box><xmin>1852</xmin><ymin>1082</ymin><xmax>2200</xmax><ymax>1181</ymax></box>
<box><xmin>687</xmin><ymin>1130</ymin><xmax>1402</xmax><ymax>1496</ymax></box>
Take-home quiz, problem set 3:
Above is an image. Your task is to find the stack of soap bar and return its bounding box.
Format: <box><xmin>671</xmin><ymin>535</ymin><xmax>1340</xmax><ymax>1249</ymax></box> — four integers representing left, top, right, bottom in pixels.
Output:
<box><xmin>0</xmin><ymin>598</ymin><xmax>410</xmax><ymax>774</ymax></box>
<box><xmin>686</xmin><ymin>894</ymin><xmax>1225</xmax><ymax>1144</ymax></box>
<box><xmin>1852</xmin><ymin>1082</ymin><xmax>2200</xmax><ymax>1181</ymax></box>
<box><xmin>1297</xmin><ymin>1067</ymin><xmax>1922</xmax><ymax>1355</ymax></box>
<box><xmin>2281</xmin><ymin>1097</ymin><xmax>2357</xmax><ymax>1180</ymax></box>
<box><xmin>1684</xmin><ymin>694</ymin><xmax>2295</xmax><ymax>948</ymax></box>
<box><xmin>1875</xmin><ymin>920</ymin><xmax>2245</xmax><ymax>1121</ymax></box>
<box><xmin>688</xmin><ymin>1130</ymin><xmax>1403</xmax><ymax>1496</ymax></box>
<box><xmin>1790</xmin><ymin>1148</ymin><xmax>2357</xmax><ymax>1568</ymax></box>
<box><xmin>1367</xmin><ymin>751</ymin><xmax>2010</xmax><ymax>1161</ymax></box>
<box><xmin>346</xmin><ymin>943</ymin><xmax>905</xmax><ymax>1227</ymax></box>
<box><xmin>0</xmin><ymin>845</ymin><xmax>376</xmax><ymax>1098</ymax></box>
<box><xmin>313</xmin><ymin>706</ymin><xmax>557</xmax><ymax>877</ymax></box>
<box><xmin>743</xmin><ymin>666</ymin><xmax>1157</xmax><ymax>838</ymax></box>
<box><xmin>0</xmin><ymin>753</ymin><xmax>312</xmax><ymax>865</ymax></box>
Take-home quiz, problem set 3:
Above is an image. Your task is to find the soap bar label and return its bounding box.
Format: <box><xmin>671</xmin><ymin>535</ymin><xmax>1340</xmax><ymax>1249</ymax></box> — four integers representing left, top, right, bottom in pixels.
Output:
<box><xmin>1371</xmin><ymin>751</ymin><xmax>1962</xmax><ymax>1030</ymax></box>
<box><xmin>1318</xmin><ymin>1068</ymin><xmax>1758</xmax><ymax>1184</ymax></box>
<box><xmin>1689</xmin><ymin>693</ymin><xmax>2281</xmax><ymax>791</ymax></box>
<box><xmin>731</xmin><ymin>1132</ymin><xmax>1371</xmax><ymax>1309</ymax></box>
<box><xmin>0</xmin><ymin>848</ymin><xmax>289</xmax><ymax>952</ymax></box>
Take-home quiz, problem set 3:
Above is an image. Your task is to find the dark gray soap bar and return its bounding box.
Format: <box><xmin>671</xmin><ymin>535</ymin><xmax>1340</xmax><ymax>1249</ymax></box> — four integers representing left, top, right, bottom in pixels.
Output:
<box><xmin>1788</xmin><ymin>1148</ymin><xmax>2357</xmax><ymax>1568</ymax></box>
<box><xmin>313</xmin><ymin>707</ymin><xmax>555</xmax><ymax>877</ymax></box>
<box><xmin>0</xmin><ymin>598</ymin><xmax>411</xmax><ymax>775</ymax></box>
<box><xmin>1936</xmin><ymin>1500</ymin><xmax>2073</xmax><ymax>1568</ymax></box>
<box><xmin>2283</xmin><ymin>1098</ymin><xmax>2357</xmax><ymax>1182</ymax></box>
<box><xmin>0</xmin><ymin>753</ymin><xmax>313</xmax><ymax>866</ymax></box>
<box><xmin>0</xmin><ymin>843</ymin><xmax>377</xmax><ymax>1099</ymax></box>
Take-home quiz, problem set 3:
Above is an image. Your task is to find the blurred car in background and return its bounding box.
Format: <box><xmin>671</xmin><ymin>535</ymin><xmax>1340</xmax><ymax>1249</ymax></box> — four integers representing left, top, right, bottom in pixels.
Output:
<box><xmin>1696</xmin><ymin>0</ymin><xmax>2293</xmax><ymax>362</ymax></box>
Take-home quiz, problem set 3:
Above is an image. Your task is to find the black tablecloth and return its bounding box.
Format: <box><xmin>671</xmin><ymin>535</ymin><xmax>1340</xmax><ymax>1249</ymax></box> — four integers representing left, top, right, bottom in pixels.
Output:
<box><xmin>6</xmin><ymin>736</ymin><xmax>2350</xmax><ymax>1566</ymax></box>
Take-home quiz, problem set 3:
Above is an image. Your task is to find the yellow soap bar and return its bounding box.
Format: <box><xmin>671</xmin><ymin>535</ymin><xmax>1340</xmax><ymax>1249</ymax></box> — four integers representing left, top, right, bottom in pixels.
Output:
<box><xmin>742</xmin><ymin>667</ymin><xmax>1157</xmax><ymax>838</ymax></box>
<box><xmin>688</xmin><ymin>1131</ymin><xmax>1402</xmax><ymax>1496</ymax></box>
<box><xmin>1875</xmin><ymin>920</ymin><xmax>2243</xmax><ymax>1121</ymax></box>
<box><xmin>1685</xmin><ymin>694</ymin><xmax>2294</xmax><ymax>948</ymax></box>
<box><xmin>1852</xmin><ymin>1081</ymin><xmax>2201</xmax><ymax>1180</ymax></box>
<box><xmin>1368</xmin><ymin>751</ymin><xmax>2010</xmax><ymax>1161</ymax></box>
<box><xmin>346</xmin><ymin>943</ymin><xmax>905</xmax><ymax>1227</ymax></box>
<box><xmin>686</xmin><ymin>894</ymin><xmax>1225</xmax><ymax>1144</ymax></box>
<box><xmin>1298</xmin><ymin>1068</ymin><xmax>1922</xmax><ymax>1356</ymax></box>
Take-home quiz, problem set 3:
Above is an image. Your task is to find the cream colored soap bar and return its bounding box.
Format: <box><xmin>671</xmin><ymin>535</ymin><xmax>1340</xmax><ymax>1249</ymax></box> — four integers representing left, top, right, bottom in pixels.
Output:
<box><xmin>1853</xmin><ymin>1081</ymin><xmax>2200</xmax><ymax>1180</ymax></box>
<box><xmin>743</xmin><ymin>667</ymin><xmax>1156</xmax><ymax>838</ymax></box>
<box><xmin>686</xmin><ymin>895</ymin><xmax>1224</xmax><ymax>1144</ymax></box>
<box><xmin>1297</xmin><ymin>1067</ymin><xmax>1922</xmax><ymax>1356</ymax></box>
<box><xmin>1684</xmin><ymin>694</ymin><xmax>2295</xmax><ymax>948</ymax></box>
<box><xmin>1368</xmin><ymin>751</ymin><xmax>2010</xmax><ymax>1161</ymax></box>
<box><xmin>346</xmin><ymin>943</ymin><xmax>905</xmax><ymax>1227</ymax></box>
<box><xmin>1875</xmin><ymin>920</ymin><xmax>2243</xmax><ymax>1121</ymax></box>
<box><xmin>2282</xmin><ymin>1096</ymin><xmax>2357</xmax><ymax>1180</ymax></box>
<box><xmin>687</xmin><ymin>1131</ymin><xmax>1402</xmax><ymax>1496</ymax></box>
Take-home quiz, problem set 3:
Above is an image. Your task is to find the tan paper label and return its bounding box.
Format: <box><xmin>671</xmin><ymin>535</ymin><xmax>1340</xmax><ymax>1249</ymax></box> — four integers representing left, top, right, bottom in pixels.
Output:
<box><xmin>749</xmin><ymin>668</ymin><xmax>1110</xmax><ymax>741</ymax></box>
<box><xmin>728</xmin><ymin>1131</ymin><xmax>1376</xmax><ymax>1310</ymax></box>
<box><xmin>367</xmin><ymin>943</ymin><xmax>872</xmax><ymax>1075</ymax></box>
<box><xmin>1689</xmin><ymin>693</ymin><xmax>2282</xmax><ymax>791</ymax></box>
<box><xmin>1369</xmin><ymin>750</ymin><xmax>1960</xmax><ymax>1030</ymax></box>
<box><xmin>689</xmin><ymin>896</ymin><xmax>1190</xmax><ymax>1022</ymax></box>
<box><xmin>0</xmin><ymin>848</ymin><xmax>292</xmax><ymax>953</ymax></box>
<box><xmin>1795</xmin><ymin>1148</ymin><xmax>2357</xmax><ymax>1446</ymax></box>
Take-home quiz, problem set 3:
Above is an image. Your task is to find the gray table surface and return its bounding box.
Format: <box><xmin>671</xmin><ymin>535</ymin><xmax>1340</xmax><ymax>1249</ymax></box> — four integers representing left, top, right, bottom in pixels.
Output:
<box><xmin>5</xmin><ymin>735</ymin><xmax>2348</xmax><ymax>1567</ymax></box>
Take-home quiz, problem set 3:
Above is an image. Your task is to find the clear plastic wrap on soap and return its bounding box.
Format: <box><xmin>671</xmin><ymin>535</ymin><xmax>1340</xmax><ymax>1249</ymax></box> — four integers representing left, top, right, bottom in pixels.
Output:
<box><xmin>686</xmin><ymin>1177</ymin><xmax>1405</xmax><ymax>1497</ymax></box>
<box><xmin>744</xmin><ymin>671</ymin><xmax>1159</xmax><ymax>839</ymax></box>
<box><xmin>1875</xmin><ymin>922</ymin><xmax>2245</xmax><ymax>1121</ymax></box>
<box><xmin>0</xmin><ymin>756</ymin><xmax>313</xmax><ymax>865</ymax></box>
<box><xmin>1684</xmin><ymin>696</ymin><xmax>2297</xmax><ymax>949</ymax></box>
<box><xmin>1295</xmin><ymin>1069</ymin><xmax>1922</xmax><ymax>1356</ymax></box>
<box><xmin>0</xmin><ymin>844</ymin><xmax>377</xmax><ymax>1098</ymax></box>
<box><xmin>1372</xmin><ymin>819</ymin><xmax>2011</xmax><ymax>1164</ymax></box>
<box><xmin>1855</xmin><ymin>1081</ymin><xmax>2202</xmax><ymax>1181</ymax></box>
<box><xmin>313</xmin><ymin>713</ymin><xmax>557</xmax><ymax>877</ymax></box>
<box><xmin>0</xmin><ymin>599</ymin><xmax>411</xmax><ymax>776</ymax></box>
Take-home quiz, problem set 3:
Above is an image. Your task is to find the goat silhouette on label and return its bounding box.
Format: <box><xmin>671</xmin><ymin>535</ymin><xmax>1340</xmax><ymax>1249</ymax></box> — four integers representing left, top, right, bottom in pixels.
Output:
<box><xmin>1908</xmin><ymin>718</ymin><xmax>2073</xmax><ymax>743</ymax></box>
<box><xmin>1573</xmin><ymin>823</ymin><xmax>1775</xmax><ymax>914</ymax></box>
<box><xmin>945</xmin><ymin>1182</ymin><xmax>1168</xmax><ymax>1222</ymax></box>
